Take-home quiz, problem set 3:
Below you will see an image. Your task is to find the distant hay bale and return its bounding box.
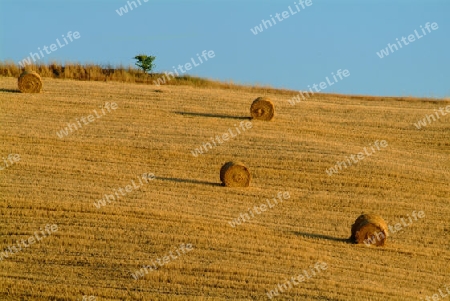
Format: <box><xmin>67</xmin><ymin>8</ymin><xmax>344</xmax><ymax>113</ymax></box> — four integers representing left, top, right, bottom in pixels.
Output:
<box><xmin>250</xmin><ymin>97</ymin><xmax>274</xmax><ymax>121</ymax></box>
<box><xmin>18</xmin><ymin>71</ymin><xmax>42</xmax><ymax>93</ymax></box>
<box><xmin>350</xmin><ymin>214</ymin><xmax>388</xmax><ymax>246</ymax></box>
<box><xmin>220</xmin><ymin>162</ymin><xmax>251</xmax><ymax>187</ymax></box>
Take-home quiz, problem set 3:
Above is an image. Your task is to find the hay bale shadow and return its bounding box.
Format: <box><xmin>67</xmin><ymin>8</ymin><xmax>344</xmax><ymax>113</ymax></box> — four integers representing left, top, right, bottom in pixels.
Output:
<box><xmin>173</xmin><ymin>111</ymin><xmax>251</xmax><ymax>120</ymax></box>
<box><xmin>293</xmin><ymin>231</ymin><xmax>352</xmax><ymax>244</ymax></box>
<box><xmin>156</xmin><ymin>176</ymin><xmax>221</xmax><ymax>187</ymax></box>
<box><xmin>0</xmin><ymin>88</ymin><xmax>21</xmax><ymax>93</ymax></box>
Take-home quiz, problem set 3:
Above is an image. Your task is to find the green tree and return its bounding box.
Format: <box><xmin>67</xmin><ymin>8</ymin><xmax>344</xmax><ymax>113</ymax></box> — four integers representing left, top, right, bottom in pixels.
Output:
<box><xmin>133</xmin><ymin>54</ymin><xmax>156</xmax><ymax>74</ymax></box>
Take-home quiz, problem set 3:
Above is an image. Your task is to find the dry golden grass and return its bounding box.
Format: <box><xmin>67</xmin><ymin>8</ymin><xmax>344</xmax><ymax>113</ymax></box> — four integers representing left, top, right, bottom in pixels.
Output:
<box><xmin>0</xmin><ymin>76</ymin><xmax>449</xmax><ymax>300</ymax></box>
<box><xmin>0</xmin><ymin>61</ymin><xmax>276</xmax><ymax>91</ymax></box>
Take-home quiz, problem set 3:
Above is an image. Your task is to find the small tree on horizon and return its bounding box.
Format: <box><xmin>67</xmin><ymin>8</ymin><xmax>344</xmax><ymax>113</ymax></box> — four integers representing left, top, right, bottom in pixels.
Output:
<box><xmin>133</xmin><ymin>54</ymin><xmax>156</xmax><ymax>74</ymax></box>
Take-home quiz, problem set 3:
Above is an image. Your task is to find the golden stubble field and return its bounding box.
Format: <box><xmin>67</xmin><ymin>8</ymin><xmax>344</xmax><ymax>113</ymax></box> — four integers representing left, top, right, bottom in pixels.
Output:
<box><xmin>0</xmin><ymin>77</ymin><xmax>449</xmax><ymax>301</ymax></box>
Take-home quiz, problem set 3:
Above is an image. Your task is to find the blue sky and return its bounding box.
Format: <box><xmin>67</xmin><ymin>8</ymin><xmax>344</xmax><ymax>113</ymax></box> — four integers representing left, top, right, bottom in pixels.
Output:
<box><xmin>1</xmin><ymin>0</ymin><xmax>448</xmax><ymax>98</ymax></box>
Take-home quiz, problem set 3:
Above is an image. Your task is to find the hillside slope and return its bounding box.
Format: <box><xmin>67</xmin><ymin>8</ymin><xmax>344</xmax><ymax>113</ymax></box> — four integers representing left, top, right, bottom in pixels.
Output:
<box><xmin>0</xmin><ymin>77</ymin><xmax>449</xmax><ymax>300</ymax></box>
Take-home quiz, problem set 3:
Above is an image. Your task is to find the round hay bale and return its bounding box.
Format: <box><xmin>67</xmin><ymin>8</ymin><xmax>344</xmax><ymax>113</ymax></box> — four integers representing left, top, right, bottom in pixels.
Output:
<box><xmin>350</xmin><ymin>214</ymin><xmax>388</xmax><ymax>246</ymax></box>
<box><xmin>18</xmin><ymin>71</ymin><xmax>42</xmax><ymax>93</ymax></box>
<box><xmin>250</xmin><ymin>97</ymin><xmax>274</xmax><ymax>121</ymax></box>
<box><xmin>220</xmin><ymin>161</ymin><xmax>251</xmax><ymax>187</ymax></box>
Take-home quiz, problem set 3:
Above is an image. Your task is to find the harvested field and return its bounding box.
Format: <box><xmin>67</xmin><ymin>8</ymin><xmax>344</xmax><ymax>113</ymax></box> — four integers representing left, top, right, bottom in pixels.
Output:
<box><xmin>0</xmin><ymin>77</ymin><xmax>449</xmax><ymax>300</ymax></box>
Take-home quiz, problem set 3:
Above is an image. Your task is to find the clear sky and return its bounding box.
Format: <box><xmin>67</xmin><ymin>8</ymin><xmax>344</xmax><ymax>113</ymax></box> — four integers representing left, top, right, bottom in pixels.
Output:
<box><xmin>1</xmin><ymin>0</ymin><xmax>448</xmax><ymax>98</ymax></box>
